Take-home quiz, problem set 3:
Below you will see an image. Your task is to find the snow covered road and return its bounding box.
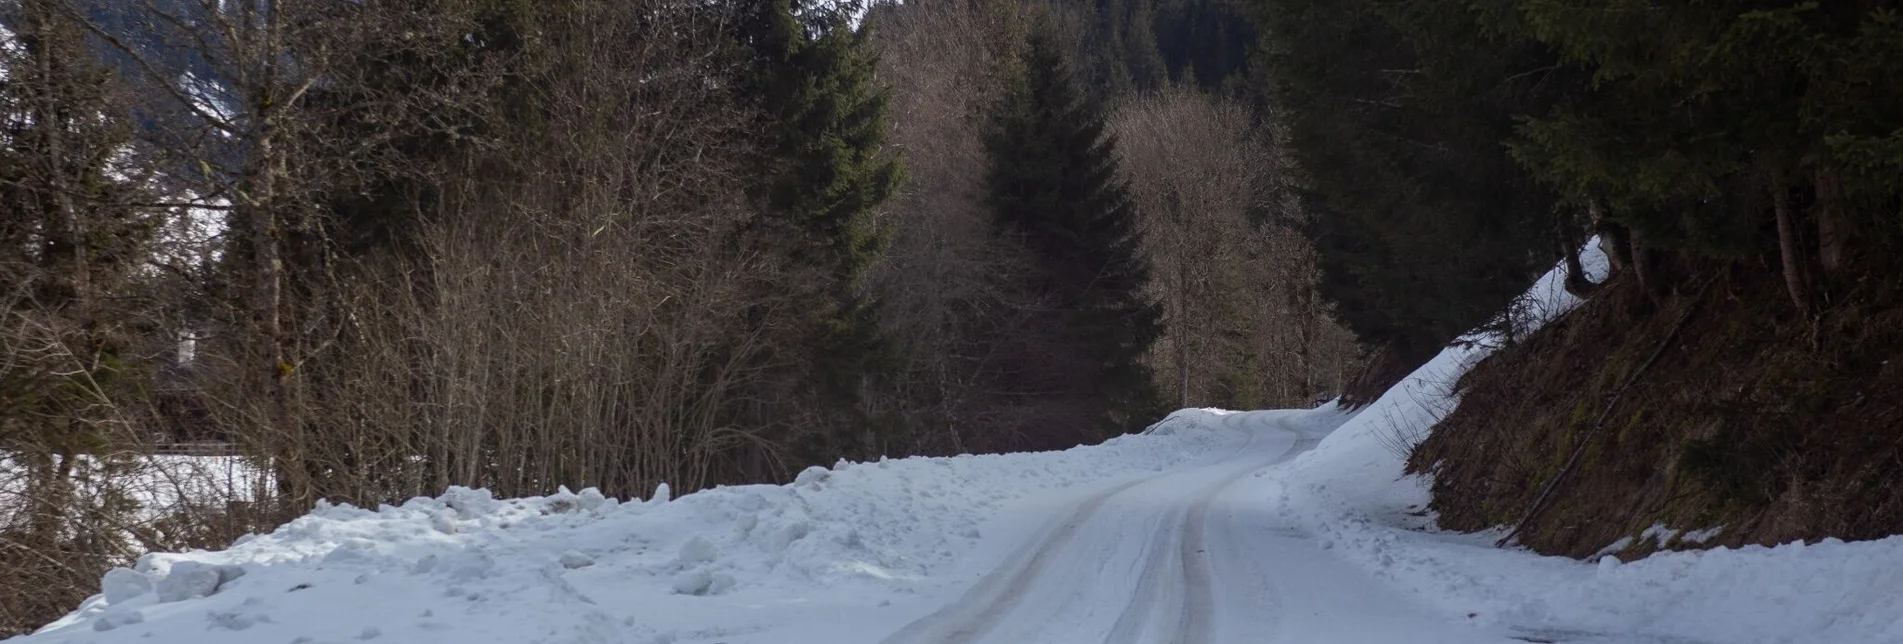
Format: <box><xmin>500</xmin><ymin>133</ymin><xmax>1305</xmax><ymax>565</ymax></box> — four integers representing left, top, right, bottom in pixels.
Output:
<box><xmin>878</xmin><ymin>411</ymin><xmax>1314</xmax><ymax>644</ymax></box>
<box><xmin>878</xmin><ymin>410</ymin><xmax>1513</xmax><ymax>644</ymax></box>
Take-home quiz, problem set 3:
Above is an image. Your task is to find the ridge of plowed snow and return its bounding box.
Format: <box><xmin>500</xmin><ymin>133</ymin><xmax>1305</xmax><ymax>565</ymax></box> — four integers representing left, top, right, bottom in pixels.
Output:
<box><xmin>20</xmin><ymin>421</ymin><xmax>1239</xmax><ymax>644</ymax></box>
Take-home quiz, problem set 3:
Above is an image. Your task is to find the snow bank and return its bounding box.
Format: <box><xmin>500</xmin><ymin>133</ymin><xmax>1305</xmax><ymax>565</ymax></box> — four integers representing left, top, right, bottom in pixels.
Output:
<box><xmin>1262</xmin><ymin>240</ymin><xmax>1903</xmax><ymax>644</ymax></box>
<box><xmin>21</xmin><ymin>420</ymin><xmax>1239</xmax><ymax>644</ymax></box>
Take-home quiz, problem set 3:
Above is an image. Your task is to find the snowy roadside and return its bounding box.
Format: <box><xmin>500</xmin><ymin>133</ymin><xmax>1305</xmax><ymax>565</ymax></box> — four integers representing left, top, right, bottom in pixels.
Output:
<box><xmin>17</xmin><ymin>416</ymin><xmax>1241</xmax><ymax>644</ymax></box>
<box><xmin>1250</xmin><ymin>241</ymin><xmax>1903</xmax><ymax>644</ymax></box>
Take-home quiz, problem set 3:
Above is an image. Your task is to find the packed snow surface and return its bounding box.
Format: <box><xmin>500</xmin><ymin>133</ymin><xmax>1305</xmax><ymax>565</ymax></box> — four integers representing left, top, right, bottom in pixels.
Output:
<box><xmin>18</xmin><ymin>242</ymin><xmax>1903</xmax><ymax>644</ymax></box>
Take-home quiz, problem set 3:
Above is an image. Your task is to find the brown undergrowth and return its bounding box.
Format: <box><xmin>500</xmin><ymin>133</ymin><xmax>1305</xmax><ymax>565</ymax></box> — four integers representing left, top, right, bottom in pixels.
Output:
<box><xmin>1409</xmin><ymin>260</ymin><xmax>1903</xmax><ymax>559</ymax></box>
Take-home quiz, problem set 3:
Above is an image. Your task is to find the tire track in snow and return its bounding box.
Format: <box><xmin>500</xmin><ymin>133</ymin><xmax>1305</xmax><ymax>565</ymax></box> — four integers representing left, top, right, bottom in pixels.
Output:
<box><xmin>1101</xmin><ymin>509</ymin><xmax>1182</xmax><ymax>643</ymax></box>
<box><xmin>1101</xmin><ymin>423</ymin><xmax>1310</xmax><ymax>644</ymax></box>
<box><xmin>1168</xmin><ymin>434</ymin><xmax>1317</xmax><ymax>644</ymax></box>
<box><xmin>877</xmin><ymin>432</ymin><xmax>1262</xmax><ymax>644</ymax></box>
<box><xmin>882</xmin><ymin>413</ymin><xmax>1318</xmax><ymax>644</ymax></box>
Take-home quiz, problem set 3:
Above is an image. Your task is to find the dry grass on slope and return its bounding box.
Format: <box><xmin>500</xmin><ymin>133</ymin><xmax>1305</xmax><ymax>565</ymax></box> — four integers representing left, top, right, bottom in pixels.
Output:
<box><xmin>1410</xmin><ymin>263</ymin><xmax>1903</xmax><ymax>559</ymax></box>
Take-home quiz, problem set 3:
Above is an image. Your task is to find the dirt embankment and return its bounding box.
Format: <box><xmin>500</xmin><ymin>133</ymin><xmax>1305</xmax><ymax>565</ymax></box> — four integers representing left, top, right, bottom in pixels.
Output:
<box><xmin>1410</xmin><ymin>262</ymin><xmax>1903</xmax><ymax>559</ymax></box>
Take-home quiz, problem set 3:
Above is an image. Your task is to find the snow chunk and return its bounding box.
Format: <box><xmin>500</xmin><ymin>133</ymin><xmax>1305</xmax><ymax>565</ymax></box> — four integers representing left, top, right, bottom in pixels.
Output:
<box><xmin>577</xmin><ymin>487</ymin><xmax>607</xmax><ymax>512</ymax></box>
<box><xmin>676</xmin><ymin>536</ymin><xmax>717</xmax><ymax>566</ymax></box>
<box><xmin>671</xmin><ymin>570</ymin><xmax>711</xmax><ymax>595</ymax></box>
<box><xmin>1681</xmin><ymin>526</ymin><xmax>1724</xmax><ymax>544</ymax></box>
<box><xmin>1597</xmin><ymin>555</ymin><xmax>1622</xmax><ymax>574</ymax></box>
<box><xmin>100</xmin><ymin>568</ymin><xmax>152</xmax><ymax>604</ymax></box>
<box><xmin>669</xmin><ymin>570</ymin><xmax>735</xmax><ymax>596</ymax></box>
<box><xmin>155</xmin><ymin>562</ymin><xmax>245</xmax><ymax>603</ymax></box>
<box><xmin>543</xmin><ymin>486</ymin><xmax>581</xmax><ymax>514</ymax></box>
<box><xmin>794</xmin><ymin>466</ymin><xmax>831</xmax><ymax>488</ymax></box>
<box><xmin>559</xmin><ymin>551</ymin><xmax>595</xmax><ymax>569</ymax></box>
<box><xmin>441</xmin><ymin>487</ymin><xmax>499</xmax><ymax>516</ymax></box>
<box><xmin>90</xmin><ymin>610</ymin><xmax>143</xmax><ymax>633</ymax></box>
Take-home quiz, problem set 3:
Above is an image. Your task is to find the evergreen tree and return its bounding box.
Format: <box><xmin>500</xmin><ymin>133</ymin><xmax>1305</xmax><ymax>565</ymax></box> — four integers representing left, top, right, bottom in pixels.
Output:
<box><xmin>739</xmin><ymin>0</ymin><xmax>904</xmax><ymax>460</ymax></box>
<box><xmin>0</xmin><ymin>0</ymin><xmax>158</xmax><ymax>630</ymax></box>
<box><xmin>314</xmin><ymin>0</ymin><xmax>535</xmax><ymax>259</ymax></box>
<box><xmin>1503</xmin><ymin>0</ymin><xmax>1903</xmax><ymax>309</ymax></box>
<box><xmin>0</xmin><ymin>0</ymin><xmax>155</xmax><ymax>470</ymax></box>
<box><xmin>1052</xmin><ymin>0</ymin><xmax>1259</xmax><ymax>100</ymax></box>
<box><xmin>1243</xmin><ymin>0</ymin><xmax>1568</xmax><ymax>401</ymax></box>
<box><xmin>984</xmin><ymin>20</ymin><xmax>1163</xmax><ymax>436</ymax></box>
<box><xmin>1153</xmin><ymin>0</ymin><xmax>1257</xmax><ymax>90</ymax></box>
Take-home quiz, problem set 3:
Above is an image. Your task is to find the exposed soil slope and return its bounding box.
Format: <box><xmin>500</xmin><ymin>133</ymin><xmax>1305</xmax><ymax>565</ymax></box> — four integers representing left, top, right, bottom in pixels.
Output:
<box><xmin>1411</xmin><ymin>261</ymin><xmax>1903</xmax><ymax>558</ymax></box>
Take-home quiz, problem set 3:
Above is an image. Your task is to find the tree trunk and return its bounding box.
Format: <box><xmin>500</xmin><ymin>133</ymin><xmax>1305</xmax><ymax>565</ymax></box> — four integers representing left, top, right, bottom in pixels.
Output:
<box><xmin>248</xmin><ymin>118</ymin><xmax>307</xmax><ymax>509</ymax></box>
<box><xmin>1814</xmin><ymin>172</ymin><xmax>1845</xmax><ymax>275</ymax></box>
<box><xmin>1176</xmin><ymin>248</ymin><xmax>1189</xmax><ymax>408</ymax></box>
<box><xmin>1558</xmin><ymin>205</ymin><xmax>1597</xmax><ymax>297</ymax></box>
<box><xmin>25</xmin><ymin>0</ymin><xmax>88</xmax><ymax>308</ymax></box>
<box><xmin>1770</xmin><ymin>179</ymin><xmax>1812</xmax><ymax>314</ymax></box>
<box><xmin>1626</xmin><ymin>227</ymin><xmax>1658</xmax><ymax>297</ymax></box>
<box><xmin>1590</xmin><ymin>200</ymin><xmax>1632</xmax><ymax>277</ymax></box>
<box><xmin>1300</xmin><ymin>286</ymin><xmax>1315</xmax><ymax>401</ymax></box>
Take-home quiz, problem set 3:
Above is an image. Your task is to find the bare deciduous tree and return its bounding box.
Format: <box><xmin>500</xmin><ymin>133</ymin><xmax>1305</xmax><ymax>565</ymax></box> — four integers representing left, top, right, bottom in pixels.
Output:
<box><xmin>1111</xmin><ymin>88</ymin><xmax>1358</xmax><ymax>409</ymax></box>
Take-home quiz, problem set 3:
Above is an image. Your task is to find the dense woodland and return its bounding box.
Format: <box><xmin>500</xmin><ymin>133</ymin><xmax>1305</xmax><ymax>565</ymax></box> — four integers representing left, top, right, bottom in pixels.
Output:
<box><xmin>4</xmin><ymin>0</ymin><xmax>1901</xmax><ymax>636</ymax></box>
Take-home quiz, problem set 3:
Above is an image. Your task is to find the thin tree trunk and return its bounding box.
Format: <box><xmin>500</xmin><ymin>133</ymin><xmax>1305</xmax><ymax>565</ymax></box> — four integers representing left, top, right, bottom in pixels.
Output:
<box><xmin>1558</xmin><ymin>206</ymin><xmax>1596</xmax><ymax>297</ymax></box>
<box><xmin>1590</xmin><ymin>199</ymin><xmax>1631</xmax><ymax>276</ymax></box>
<box><xmin>1814</xmin><ymin>172</ymin><xmax>1845</xmax><ymax>274</ymax></box>
<box><xmin>1300</xmin><ymin>286</ymin><xmax>1314</xmax><ymax>401</ymax></box>
<box><xmin>248</xmin><ymin>117</ymin><xmax>304</xmax><ymax>508</ymax></box>
<box><xmin>1770</xmin><ymin>179</ymin><xmax>1812</xmax><ymax>314</ymax></box>
<box><xmin>1176</xmin><ymin>251</ymin><xmax>1188</xmax><ymax>408</ymax></box>
<box><xmin>1629</xmin><ymin>231</ymin><xmax>1654</xmax><ymax>296</ymax></box>
<box><xmin>26</xmin><ymin>0</ymin><xmax>88</xmax><ymax>307</ymax></box>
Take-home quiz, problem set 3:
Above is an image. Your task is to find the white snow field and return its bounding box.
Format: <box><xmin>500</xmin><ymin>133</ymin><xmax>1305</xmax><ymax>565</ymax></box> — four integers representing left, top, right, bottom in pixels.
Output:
<box><xmin>16</xmin><ymin>243</ymin><xmax>1903</xmax><ymax>644</ymax></box>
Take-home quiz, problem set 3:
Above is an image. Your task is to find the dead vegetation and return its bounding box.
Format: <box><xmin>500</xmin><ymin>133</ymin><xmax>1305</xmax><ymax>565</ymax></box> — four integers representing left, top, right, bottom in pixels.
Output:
<box><xmin>1410</xmin><ymin>257</ymin><xmax>1903</xmax><ymax>559</ymax></box>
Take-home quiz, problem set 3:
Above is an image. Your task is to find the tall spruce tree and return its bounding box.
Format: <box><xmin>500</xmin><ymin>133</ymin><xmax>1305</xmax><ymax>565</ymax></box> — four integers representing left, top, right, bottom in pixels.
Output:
<box><xmin>740</xmin><ymin>0</ymin><xmax>904</xmax><ymax>461</ymax></box>
<box><xmin>985</xmin><ymin>21</ymin><xmax>1163</xmax><ymax>437</ymax></box>
<box><xmin>1243</xmin><ymin>0</ymin><xmax>1567</xmax><ymax>403</ymax></box>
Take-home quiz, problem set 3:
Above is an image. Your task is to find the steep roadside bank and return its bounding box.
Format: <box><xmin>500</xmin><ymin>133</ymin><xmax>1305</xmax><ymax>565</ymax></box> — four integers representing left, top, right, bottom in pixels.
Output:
<box><xmin>1412</xmin><ymin>252</ymin><xmax>1903</xmax><ymax>559</ymax></box>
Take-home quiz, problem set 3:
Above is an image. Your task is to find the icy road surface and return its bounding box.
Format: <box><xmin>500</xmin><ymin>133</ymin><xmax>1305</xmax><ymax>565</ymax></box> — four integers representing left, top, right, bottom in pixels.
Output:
<box><xmin>876</xmin><ymin>410</ymin><xmax>1514</xmax><ymax>644</ymax></box>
